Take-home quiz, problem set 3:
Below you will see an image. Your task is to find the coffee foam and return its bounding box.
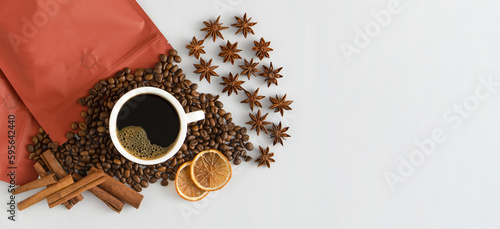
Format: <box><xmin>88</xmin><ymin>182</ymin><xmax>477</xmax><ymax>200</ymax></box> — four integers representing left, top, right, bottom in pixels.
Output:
<box><xmin>117</xmin><ymin>126</ymin><xmax>173</xmax><ymax>160</ymax></box>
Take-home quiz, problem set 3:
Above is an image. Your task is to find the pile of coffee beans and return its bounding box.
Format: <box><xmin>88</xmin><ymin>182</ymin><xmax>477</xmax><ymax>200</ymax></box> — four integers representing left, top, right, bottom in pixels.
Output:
<box><xmin>27</xmin><ymin>49</ymin><xmax>253</xmax><ymax>192</ymax></box>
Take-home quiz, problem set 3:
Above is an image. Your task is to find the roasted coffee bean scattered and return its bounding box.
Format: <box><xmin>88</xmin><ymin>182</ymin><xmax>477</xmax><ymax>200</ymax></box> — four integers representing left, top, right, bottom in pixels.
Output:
<box><xmin>70</xmin><ymin>122</ymin><xmax>79</xmax><ymax>130</ymax></box>
<box><xmin>28</xmin><ymin>49</ymin><xmax>253</xmax><ymax>192</ymax></box>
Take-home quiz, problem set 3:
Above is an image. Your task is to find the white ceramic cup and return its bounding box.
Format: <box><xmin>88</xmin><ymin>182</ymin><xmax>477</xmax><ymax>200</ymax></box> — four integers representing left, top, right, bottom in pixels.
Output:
<box><xmin>109</xmin><ymin>87</ymin><xmax>205</xmax><ymax>165</ymax></box>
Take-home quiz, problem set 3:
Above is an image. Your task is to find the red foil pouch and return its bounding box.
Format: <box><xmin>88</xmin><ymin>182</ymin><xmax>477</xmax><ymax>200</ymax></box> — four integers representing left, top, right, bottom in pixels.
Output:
<box><xmin>0</xmin><ymin>0</ymin><xmax>172</xmax><ymax>183</ymax></box>
<box><xmin>0</xmin><ymin>70</ymin><xmax>39</xmax><ymax>185</ymax></box>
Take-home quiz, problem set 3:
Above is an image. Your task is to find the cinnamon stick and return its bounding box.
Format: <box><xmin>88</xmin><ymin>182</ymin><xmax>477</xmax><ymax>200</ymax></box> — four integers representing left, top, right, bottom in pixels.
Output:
<box><xmin>18</xmin><ymin>175</ymin><xmax>74</xmax><ymax>211</ymax></box>
<box><xmin>47</xmin><ymin>169</ymin><xmax>106</xmax><ymax>208</ymax></box>
<box><xmin>41</xmin><ymin>150</ymin><xmax>84</xmax><ymax>206</ymax></box>
<box><xmin>32</xmin><ymin>162</ymin><xmax>73</xmax><ymax>210</ymax></box>
<box><xmin>33</xmin><ymin>162</ymin><xmax>49</xmax><ymax>177</ymax></box>
<box><xmin>89</xmin><ymin>167</ymin><xmax>143</xmax><ymax>209</ymax></box>
<box><xmin>40</xmin><ymin>150</ymin><xmax>66</xmax><ymax>179</ymax></box>
<box><xmin>12</xmin><ymin>173</ymin><xmax>58</xmax><ymax>195</ymax></box>
<box><xmin>73</xmin><ymin>173</ymin><xmax>124</xmax><ymax>213</ymax></box>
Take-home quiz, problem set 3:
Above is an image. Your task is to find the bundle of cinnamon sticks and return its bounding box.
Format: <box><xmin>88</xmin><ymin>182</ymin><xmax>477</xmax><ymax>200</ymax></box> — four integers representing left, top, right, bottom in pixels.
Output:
<box><xmin>14</xmin><ymin>150</ymin><xmax>143</xmax><ymax>213</ymax></box>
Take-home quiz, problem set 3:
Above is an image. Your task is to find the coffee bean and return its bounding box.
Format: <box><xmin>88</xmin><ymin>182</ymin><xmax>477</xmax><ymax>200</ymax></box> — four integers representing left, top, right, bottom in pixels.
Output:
<box><xmin>27</xmin><ymin>144</ymin><xmax>35</xmax><ymax>153</ymax></box>
<box><xmin>161</xmin><ymin>179</ymin><xmax>169</xmax><ymax>186</ymax></box>
<box><xmin>79</xmin><ymin>122</ymin><xmax>88</xmax><ymax>130</ymax></box>
<box><xmin>135</xmin><ymin>69</ymin><xmax>144</xmax><ymax>77</ymax></box>
<box><xmin>70</xmin><ymin>122</ymin><xmax>78</xmax><ymax>130</ymax></box>
<box><xmin>245</xmin><ymin>142</ymin><xmax>253</xmax><ymax>151</ymax></box>
<box><xmin>221</xmin><ymin>132</ymin><xmax>228</xmax><ymax>141</ymax></box>
<box><xmin>78</xmin><ymin>170</ymin><xmax>87</xmax><ymax>177</ymax></box>
<box><xmin>133</xmin><ymin>175</ymin><xmax>141</xmax><ymax>183</ymax></box>
<box><xmin>49</xmin><ymin>142</ymin><xmax>59</xmax><ymax>149</ymax></box>
<box><xmin>132</xmin><ymin>183</ymin><xmax>142</xmax><ymax>192</ymax></box>
<box><xmin>160</xmin><ymin>54</ymin><xmax>168</xmax><ymax>63</ymax></box>
<box><xmin>32</xmin><ymin>136</ymin><xmax>39</xmax><ymax>145</ymax></box>
<box><xmin>78</xmin><ymin>98</ymin><xmax>86</xmax><ymax>106</ymax></box>
<box><xmin>65</xmin><ymin>155</ymin><xmax>72</xmax><ymax>165</ymax></box>
<box><xmin>97</xmin><ymin>126</ymin><xmax>106</xmax><ymax>133</ymax></box>
<box><xmin>102</xmin><ymin>162</ymin><xmax>111</xmax><ymax>169</ymax></box>
<box><xmin>234</xmin><ymin>157</ymin><xmax>241</xmax><ymax>165</ymax></box>
<box><xmin>66</xmin><ymin>131</ymin><xmax>75</xmax><ymax>140</ymax></box>
<box><xmin>167</xmin><ymin>55</ymin><xmax>174</xmax><ymax>64</ymax></box>
<box><xmin>116</xmin><ymin>70</ymin><xmax>125</xmax><ymax>77</ymax></box>
<box><xmin>174</xmin><ymin>55</ymin><xmax>182</xmax><ymax>63</ymax></box>
<box><xmin>145</xmin><ymin>74</ymin><xmax>154</xmax><ymax>81</ymax></box>
<box><xmin>140</xmin><ymin>180</ymin><xmax>149</xmax><ymax>188</ymax></box>
<box><xmin>169</xmin><ymin>49</ymin><xmax>178</xmax><ymax>56</ymax></box>
<box><xmin>113</xmin><ymin>158</ymin><xmax>122</xmax><ymax>165</ymax></box>
<box><xmin>115</xmin><ymin>170</ymin><xmax>122</xmax><ymax>179</ymax></box>
<box><xmin>82</xmin><ymin>155</ymin><xmax>91</xmax><ymax>163</ymax></box>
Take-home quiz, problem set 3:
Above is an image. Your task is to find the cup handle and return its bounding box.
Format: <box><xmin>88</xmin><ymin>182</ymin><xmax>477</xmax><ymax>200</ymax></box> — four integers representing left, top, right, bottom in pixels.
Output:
<box><xmin>185</xmin><ymin>110</ymin><xmax>205</xmax><ymax>123</ymax></box>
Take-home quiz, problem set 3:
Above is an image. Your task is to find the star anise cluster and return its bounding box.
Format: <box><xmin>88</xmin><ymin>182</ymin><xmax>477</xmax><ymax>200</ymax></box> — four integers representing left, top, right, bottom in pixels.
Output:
<box><xmin>186</xmin><ymin>14</ymin><xmax>293</xmax><ymax>169</ymax></box>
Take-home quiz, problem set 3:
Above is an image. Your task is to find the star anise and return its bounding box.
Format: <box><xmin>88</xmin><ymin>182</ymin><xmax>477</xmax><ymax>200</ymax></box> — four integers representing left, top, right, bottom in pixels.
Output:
<box><xmin>220</xmin><ymin>73</ymin><xmax>244</xmax><ymax>96</ymax></box>
<box><xmin>239</xmin><ymin>58</ymin><xmax>260</xmax><ymax>80</ymax></box>
<box><xmin>201</xmin><ymin>15</ymin><xmax>228</xmax><ymax>42</ymax></box>
<box><xmin>246</xmin><ymin>109</ymin><xmax>271</xmax><ymax>136</ymax></box>
<box><xmin>255</xmin><ymin>146</ymin><xmax>275</xmax><ymax>168</ymax></box>
<box><xmin>269</xmin><ymin>94</ymin><xmax>293</xmax><ymax>116</ymax></box>
<box><xmin>185</xmin><ymin>36</ymin><xmax>206</xmax><ymax>59</ymax></box>
<box><xmin>241</xmin><ymin>88</ymin><xmax>265</xmax><ymax>111</ymax></box>
<box><xmin>232</xmin><ymin>13</ymin><xmax>257</xmax><ymax>38</ymax></box>
<box><xmin>268</xmin><ymin>122</ymin><xmax>290</xmax><ymax>146</ymax></box>
<box><xmin>259</xmin><ymin>62</ymin><xmax>283</xmax><ymax>87</ymax></box>
<box><xmin>193</xmin><ymin>58</ymin><xmax>219</xmax><ymax>83</ymax></box>
<box><xmin>251</xmin><ymin>37</ymin><xmax>273</xmax><ymax>60</ymax></box>
<box><xmin>219</xmin><ymin>41</ymin><xmax>242</xmax><ymax>65</ymax></box>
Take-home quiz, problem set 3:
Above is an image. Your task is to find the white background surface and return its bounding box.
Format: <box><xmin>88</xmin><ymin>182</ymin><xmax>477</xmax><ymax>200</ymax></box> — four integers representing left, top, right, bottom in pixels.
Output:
<box><xmin>3</xmin><ymin>0</ymin><xmax>500</xmax><ymax>228</ymax></box>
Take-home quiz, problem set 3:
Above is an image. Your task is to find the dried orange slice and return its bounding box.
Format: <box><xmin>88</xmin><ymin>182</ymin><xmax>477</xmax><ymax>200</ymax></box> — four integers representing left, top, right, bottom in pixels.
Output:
<box><xmin>175</xmin><ymin>161</ymin><xmax>209</xmax><ymax>201</ymax></box>
<box><xmin>191</xmin><ymin>149</ymin><xmax>232</xmax><ymax>191</ymax></box>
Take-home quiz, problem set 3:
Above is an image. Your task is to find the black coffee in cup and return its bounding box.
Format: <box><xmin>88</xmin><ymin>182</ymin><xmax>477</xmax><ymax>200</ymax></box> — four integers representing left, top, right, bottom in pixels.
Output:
<box><xmin>116</xmin><ymin>94</ymin><xmax>180</xmax><ymax>160</ymax></box>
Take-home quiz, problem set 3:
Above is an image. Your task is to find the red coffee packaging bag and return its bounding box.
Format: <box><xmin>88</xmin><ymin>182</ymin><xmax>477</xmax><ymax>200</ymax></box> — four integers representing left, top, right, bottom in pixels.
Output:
<box><xmin>0</xmin><ymin>69</ymin><xmax>40</xmax><ymax>186</ymax></box>
<box><xmin>0</xmin><ymin>0</ymin><xmax>173</xmax><ymax>146</ymax></box>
